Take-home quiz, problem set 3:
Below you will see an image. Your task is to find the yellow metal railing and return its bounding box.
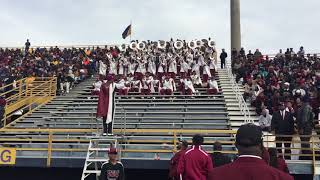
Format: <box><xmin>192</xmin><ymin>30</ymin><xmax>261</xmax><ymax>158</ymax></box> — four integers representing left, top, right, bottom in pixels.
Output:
<box><xmin>0</xmin><ymin>77</ymin><xmax>57</xmax><ymax>127</ymax></box>
<box><xmin>0</xmin><ymin>128</ymin><xmax>319</xmax><ymax>172</ymax></box>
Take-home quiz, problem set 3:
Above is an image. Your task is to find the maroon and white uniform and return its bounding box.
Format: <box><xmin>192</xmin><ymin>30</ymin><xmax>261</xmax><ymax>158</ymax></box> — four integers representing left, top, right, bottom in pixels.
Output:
<box><xmin>207</xmin><ymin>79</ymin><xmax>219</xmax><ymax>95</ymax></box>
<box><xmin>160</xmin><ymin>78</ymin><xmax>176</xmax><ymax>95</ymax></box>
<box><xmin>186</xmin><ymin>53</ymin><xmax>193</xmax><ymax>75</ymax></box>
<box><xmin>180</xmin><ymin>59</ymin><xmax>190</xmax><ymax>76</ymax></box>
<box><xmin>182</xmin><ymin>78</ymin><xmax>196</xmax><ymax>95</ymax></box>
<box><xmin>109</xmin><ymin>59</ymin><xmax>118</xmax><ymax>75</ymax></box>
<box><xmin>158</xmin><ymin>56</ymin><xmax>167</xmax><ymax>73</ymax></box>
<box><xmin>168</xmin><ymin>57</ymin><xmax>177</xmax><ymax>78</ymax></box>
<box><xmin>202</xmin><ymin>62</ymin><xmax>212</xmax><ymax>83</ymax></box>
<box><xmin>136</xmin><ymin>59</ymin><xmax>147</xmax><ymax>75</ymax></box>
<box><xmin>191</xmin><ymin>73</ymin><xmax>202</xmax><ymax>86</ymax></box>
<box><xmin>147</xmin><ymin>56</ymin><xmax>157</xmax><ymax>75</ymax></box>
<box><xmin>128</xmin><ymin>61</ymin><xmax>137</xmax><ymax>76</ymax></box>
<box><xmin>131</xmin><ymin>79</ymin><xmax>142</xmax><ymax>93</ymax></box>
<box><xmin>192</xmin><ymin>60</ymin><xmax>202</xmax><ymax>77</ymax></box>
<box><xmin>209</xmin><ymin>58</ymin><xmax>216</xmax><ymax>75</ymax></box>
<box><xmin>116</xmin><ymin>78</ymin><xmax>130</xmax><ymax>95</ymax></box>
<box><xmin>141</xmin><ymin>76</ymin><xmax>151</xmax><ymax>95</ymax></box>
<box><xmin>135</xmin><ymin>58</ymin><xmax>147</xmax><ymax>80</ymax></box>
<box><xmin>118</xmin><ymin>57</ymin><xmax>129</xmax><ymax>76</ymax></box>
<box><xmin>148</xmin><ymin>76</ymin><xmax>160</xmax><ymax>93</ymax></box>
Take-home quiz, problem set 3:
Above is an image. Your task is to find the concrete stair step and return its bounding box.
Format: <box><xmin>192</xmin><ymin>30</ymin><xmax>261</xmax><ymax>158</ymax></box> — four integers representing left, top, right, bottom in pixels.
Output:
<box><xmin>227</xmin><ymin>107</ymin><xmax>255</xmax><ymax>111</ymax></box>
<box><xmin>230</xmin><ymin>121</ymin><xmax>259</xmax><ymax>127</ymax></box>
<box><xmin>229</xmin><ymin>116</ymin><xmax>257</xmax><ymax>121</ymax></box>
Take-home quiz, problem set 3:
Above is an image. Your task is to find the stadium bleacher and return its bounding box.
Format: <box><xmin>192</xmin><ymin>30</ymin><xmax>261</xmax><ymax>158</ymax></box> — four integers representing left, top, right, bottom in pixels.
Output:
<box><xmin>0</xmin><ymin>43</ymin><xmax>319</xmax><ymax>179</ymax></box>
<box><xmin>2</xmin><ymin>68</ymin><xmax>236</xmax><ymax>160</ymax></box>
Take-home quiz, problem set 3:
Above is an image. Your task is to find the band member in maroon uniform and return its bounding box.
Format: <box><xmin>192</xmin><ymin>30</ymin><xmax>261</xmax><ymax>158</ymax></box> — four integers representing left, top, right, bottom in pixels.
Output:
<box><xmin>96</xmin><ymin>77</ymin><xmax>116</xmax><ymax>136</ymax></box>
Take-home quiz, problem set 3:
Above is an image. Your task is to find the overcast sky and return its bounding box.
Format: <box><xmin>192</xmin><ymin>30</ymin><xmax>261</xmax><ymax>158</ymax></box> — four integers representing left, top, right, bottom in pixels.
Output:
<box><xmin>1</xmin><ymin>0</ymin><xmax>319</xmax><ymax>54</ymax></box>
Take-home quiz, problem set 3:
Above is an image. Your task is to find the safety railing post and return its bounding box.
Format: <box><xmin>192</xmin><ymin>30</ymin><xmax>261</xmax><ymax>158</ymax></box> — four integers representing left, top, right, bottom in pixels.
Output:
<box><xmin>47</xmin><ymin>131</ymin><xmax>53</xmax><ymax>167</ymax></box>
<box><xmin>19</xmin><ymin>79</ymin><xmax>23</xmax><ymax>100</ymax></box>
<box><xmin>3</xmin><ymin>104</ymin><xmax>7</xmax><ymax>127</ymax></box>
<box><xmin>173</xmin><ymin>131</ymin><xmax>177</xmax><ymax>153</ymax></box>
<box><xmin>312</xmin><ymin>135</ymin><xmax>316</xmax><ymax>176</ymax></box>
<box><xmin>49</xmin><ymin>79</ymin><xmax>52</xmax><ymax>97</ymax></box>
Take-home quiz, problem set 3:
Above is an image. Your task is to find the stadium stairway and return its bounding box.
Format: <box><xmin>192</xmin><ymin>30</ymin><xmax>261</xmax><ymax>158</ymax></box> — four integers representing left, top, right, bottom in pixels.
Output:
<box><xmin>217</xmin><ymin>68</ymin><xmax>257</xmax><ymax>129</ymax></box>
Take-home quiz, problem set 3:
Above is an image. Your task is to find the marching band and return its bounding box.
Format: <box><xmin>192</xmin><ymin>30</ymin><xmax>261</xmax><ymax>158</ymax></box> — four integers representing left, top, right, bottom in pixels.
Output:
<box><xmin>95</xmin><ymin>39</ymin><xmax>219</xmax><ymax>96</ymax></box>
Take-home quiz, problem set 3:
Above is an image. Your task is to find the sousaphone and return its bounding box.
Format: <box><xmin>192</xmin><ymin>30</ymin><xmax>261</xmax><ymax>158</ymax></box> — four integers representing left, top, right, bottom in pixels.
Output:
<box><xmin>188</xmin><ymin>40</ymin><xmax>196</xmax><ymax>49</ymax></box>
<box><xmin>158</xmin><ymin>40</ymin><xmax>166</xmax><ymax>49</ymax></box>
<box><xmin>174</xmin><ymin>40</ymin><xmax>183</xmax><ymax>49</ymax></box>
<box><xmin>208</xmin><ymin>40</ymin><xmax>216</xmax><ymax>48</ymax></box>
<box><xmin>129</xmin><ymin>42</ymin><xmax>138</xmax><ymax>50</ymax></box>
<box><xmin>137</xmin><ymin>42</ymin><xmax>146</xmax><ymax>51</ymax></box>
<box><xmin>195</xmin><ymin>39</ymin><xmax>203</xmax><ymax>48</ymax></box>
<box><xmin>119</xmin><ymin>44</ymin><xmax>127</xmax><ymax>51</ymax></box>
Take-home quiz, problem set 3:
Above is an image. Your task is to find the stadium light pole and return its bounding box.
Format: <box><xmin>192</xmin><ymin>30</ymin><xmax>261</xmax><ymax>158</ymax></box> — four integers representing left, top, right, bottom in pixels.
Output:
<box><xmin>230</xmin><ymin>0</ymin><xmax>241</xmax><ymax>52</ymax></box>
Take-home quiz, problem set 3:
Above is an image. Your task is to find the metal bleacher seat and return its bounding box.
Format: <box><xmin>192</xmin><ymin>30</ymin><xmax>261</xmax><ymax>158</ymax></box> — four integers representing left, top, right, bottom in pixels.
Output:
<box><xmin>3</xmin><ymin>73</ymin><xmax>235</xmax><ymax>160</ymax></box>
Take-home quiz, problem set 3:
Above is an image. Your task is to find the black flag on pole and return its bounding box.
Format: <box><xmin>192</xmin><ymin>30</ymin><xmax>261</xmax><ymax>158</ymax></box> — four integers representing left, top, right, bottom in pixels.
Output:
<box><xmin>122</xmin><ymin>24</ymin><xmax>132</xmax><ymax>39</ymax></box>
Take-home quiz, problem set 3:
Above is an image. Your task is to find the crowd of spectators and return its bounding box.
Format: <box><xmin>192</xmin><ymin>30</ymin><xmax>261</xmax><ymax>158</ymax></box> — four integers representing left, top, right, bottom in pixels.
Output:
<box><xmin>232</xmin><ymin>46</ymin><xmax>319</xmax><ymax>117</ymax></box>
<box><xmin>0</xmin><ymin>40</ymin><xmax>101</xmax><ymax>96</ymax></box>
<box><xmin>231</xmin><ymin>46</ymin><xmax>319</xmax><ymax>159</ymax></box>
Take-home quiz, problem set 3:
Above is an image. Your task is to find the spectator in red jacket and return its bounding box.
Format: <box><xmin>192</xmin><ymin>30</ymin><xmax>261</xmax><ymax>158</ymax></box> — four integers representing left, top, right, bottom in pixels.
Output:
<box><xmin>177</xmin><ymin>134</ymin><xmax>213</xmax><ymax>180</ymax></box>
<box><xmin>208</xmin><ymin>124</ymin><xmax>293</xmax><ymax>180</ymax></box>
<box><xmin>168</xmin><ymin>140</ymin><xmax>188</xmax><ymax>180</ymax></box>
<box><xmin>268</xmin><ymin>148</ymin><xmax>290</xmax><ymax>173</ymax></box>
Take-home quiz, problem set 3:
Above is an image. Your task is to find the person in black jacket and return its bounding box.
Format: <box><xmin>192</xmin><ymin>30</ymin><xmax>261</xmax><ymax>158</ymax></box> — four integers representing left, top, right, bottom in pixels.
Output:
<box><xmin>220</xmin><ymin>49</ymin><xmax>228</xmax><ymax>69</ymax></box>
<box><xmin>296</xmin><ymin>96</ymin><xmax>314</xmax><ymax>160</ymax></box>
<box><xmin>100</xmin><ymin>148</ymin><xmax>125</xmax><ymax>180</ymax></box>
<box><xmin>211</xmin><ymin>141</ymin><xmax>232</xmax><ymax>167</ymax></box>
<box><xmin>271</xmin><ymin>102</ymin><xmax>295</xmax><ymax>160</ymax></box>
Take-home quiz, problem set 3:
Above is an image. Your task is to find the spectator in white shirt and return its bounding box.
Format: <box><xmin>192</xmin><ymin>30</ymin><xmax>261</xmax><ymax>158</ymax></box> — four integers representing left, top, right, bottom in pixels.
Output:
<box><xmin>258</xmin><ymin>108</ymin><xmax>272</xmax><ymax>131</ymax></box>
<box><xmin>276</xmin><ymin>49</ymin><xmax>284</xmax><ymax>58</ymax></box>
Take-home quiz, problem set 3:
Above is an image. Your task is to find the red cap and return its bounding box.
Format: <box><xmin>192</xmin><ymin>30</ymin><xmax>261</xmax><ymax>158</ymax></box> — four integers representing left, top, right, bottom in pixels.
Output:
<box><xmin>108</xmin><ymin>148</ymin><xmax>118</xmax><ymax>154</ymax></box>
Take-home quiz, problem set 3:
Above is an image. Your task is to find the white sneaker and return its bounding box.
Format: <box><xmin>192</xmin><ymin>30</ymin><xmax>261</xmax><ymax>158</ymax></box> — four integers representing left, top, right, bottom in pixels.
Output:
<box><xmin>108</xmin><ymin>133</ymin><xmax>114</xmax><ymax>136</ymax></box>
<box><xmin>102</xmin><ymin>133</ymin><xmax>107</xmax><ymax>136</ymax></box>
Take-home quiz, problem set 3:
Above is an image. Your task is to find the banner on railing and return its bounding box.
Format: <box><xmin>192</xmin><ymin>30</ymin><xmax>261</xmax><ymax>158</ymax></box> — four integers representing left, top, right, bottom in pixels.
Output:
<box><xmin>0</xmin><ymin>148</ymin><xmax>16</xmax><ymax>165</ymax></box>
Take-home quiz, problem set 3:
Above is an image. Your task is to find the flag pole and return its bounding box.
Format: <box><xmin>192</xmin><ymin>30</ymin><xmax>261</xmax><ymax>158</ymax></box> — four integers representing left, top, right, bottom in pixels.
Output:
<box><xmin>130</xmin><ymin>20</ymin><xmax>132</xmax><ymax>42</ymax></box>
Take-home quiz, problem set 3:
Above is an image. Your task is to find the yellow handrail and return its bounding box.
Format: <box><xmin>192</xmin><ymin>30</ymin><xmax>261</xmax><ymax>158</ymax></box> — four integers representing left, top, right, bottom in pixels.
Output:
<box><xmin>1</xmin><ymin>77</ymin><xmax>57</xmax><ymax>127</ymax></box>
<box><xmin>0</xmin><ymin>128</ymin><xmax>319</xmax><ymax>168</ymax></box>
